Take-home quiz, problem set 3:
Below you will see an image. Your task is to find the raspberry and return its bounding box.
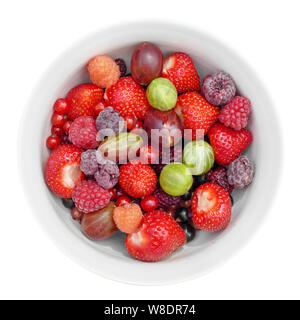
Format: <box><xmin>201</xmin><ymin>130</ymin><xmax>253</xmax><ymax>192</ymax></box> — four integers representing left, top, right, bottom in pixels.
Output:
<box><xmin>88</xmin><ymin>55</ymin><xmax>120</xmax><ymax>89</ymax></box>
<box><xmin>227</xmin><ymin>155</ymin><xmax>254</xmax><ymax>188</ymax></box>
<box><xmin>205</xmin><ymin>167</ymin><xmax>234</xmax><ymax>194</ymax></box>
<box><xmin>94</xmin><ymin>162</ymin><xmax>119</xmax><ymax>189</ymax></box>
<box><xmin>202</xmin><ymin>71</ymin><xmax>236</xmax><ymax>106</ymax></box>
<box><xmin>113</xmin><ymin>203</ymin><xmax>143</xmax><ymax>233</ymax></box>
<box><xmin>95</xmin><ymin>107</ymin><xmax>125</xmax><ymax>140</ymax></box>
<box><xmin>115</xmin><ymin>58</ymin><xmax>127</xmax><ymax>77</ymax></box>
<box><xmin>219</xmin><ymin>96</ymin><xmax>251</xmax><ymax>130</ymax></box>
<box><xmin>152</xmin><ymin>187</ymin><xmax>181</xmax><ymax>209</ymax></box>
<box><xmin>80</xmin><ymin>149</ymin><xmax>98</xmax><ymax>175</ymax></box>
<box><xmin>72</xmin><ymin>180</ymin><xmax>110</xmax><ymax>213</ymax></box>
<box><xmin>69</xmin><ymin>116</ymin><xmax>99</xmax><ymax>149</ymax></box>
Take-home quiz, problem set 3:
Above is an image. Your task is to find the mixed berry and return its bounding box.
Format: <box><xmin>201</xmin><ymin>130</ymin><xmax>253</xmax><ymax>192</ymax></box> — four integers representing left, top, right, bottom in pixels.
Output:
<box><xmin>45</xmin><ymin>42</ymin><xmax>255</xmax><ymax>263</ymax></box>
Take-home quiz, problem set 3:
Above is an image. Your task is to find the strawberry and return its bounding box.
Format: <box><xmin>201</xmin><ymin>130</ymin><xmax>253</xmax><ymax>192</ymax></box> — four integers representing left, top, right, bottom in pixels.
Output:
<box><xmin>208</xmin><ymin>123</ymin><xmax>253</xmax><ymax>165</ymax></box>
<box><xmin>175</xmin><ymin>92</ymin><xmax>220</xmax><ymax>139</ymax></box>
<box><xmin>119</xmin><ymin>161</ymin><xmax>157</xmax><ymax>198</ymax></box>
<box><xmin>45</xmin><ymin>144</ymin><xmax>85</xmax><ymax>198</ymax></box>
<box><xmin>104</xmin><ymin>76</ymin><xmax>150</xmax><ymax>120</ymax></box>
<box><xmin>162</xmin><ymin>52</ymin><xmax>200</xmax><ymax>93</ymax></box>
<box><xmin>66</xmin><ymin>83</ymin><xmax>104</xmax><ymax>120</ymax></box>
<box><xmin>125</xmin><ymin>210</ymin><xmax>186</xmax><ymax>262</ymax></box>
<box><xmin>191</xmin><ymin>183</ymin><xmax>231</xmax><ymax>231</ymax></box>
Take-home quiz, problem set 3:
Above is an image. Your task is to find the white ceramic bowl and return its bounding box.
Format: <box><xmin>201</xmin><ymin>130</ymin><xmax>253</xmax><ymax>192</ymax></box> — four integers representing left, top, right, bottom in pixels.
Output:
<box><xmin>19</xmin><ymin>22</ymin><xmax>282</xmax><ymax>285</ymax></box>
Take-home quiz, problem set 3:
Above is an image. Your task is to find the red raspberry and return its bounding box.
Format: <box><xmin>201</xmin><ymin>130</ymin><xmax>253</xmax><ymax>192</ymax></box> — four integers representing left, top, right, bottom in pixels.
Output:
<box><xmin>72</xmin><ymin>180</ymin><xmax>111</xmax><ymax>213</ymax></box>
<box><xmin>69</xmin><ymin>116</ymin><xmax>99</xmax><ymax>149</ymax></box>
<box><xmin>219</xmin><ymin>96</ymin><xmax>251</xmax><ymax>130</ymax></box>
<box><xmin>88</xmin><ymin>55</ymin><xmax>120</xmax><ymax>89</ymax></box>
<box><xmin>113</xmin><ymin>203</ymin><xmax>143</xmax><ymax>233</ymax></box>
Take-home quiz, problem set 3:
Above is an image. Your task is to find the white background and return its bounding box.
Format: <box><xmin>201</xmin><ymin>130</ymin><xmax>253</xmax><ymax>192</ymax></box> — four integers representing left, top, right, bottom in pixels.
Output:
<box><xmin>1</xmin><ymin>0</ymin><xmax>299</xmax><ymax>299</ymax></box>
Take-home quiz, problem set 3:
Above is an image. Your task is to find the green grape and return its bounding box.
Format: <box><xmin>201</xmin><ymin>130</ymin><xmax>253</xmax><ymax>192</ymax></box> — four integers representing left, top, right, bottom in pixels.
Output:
<box><xmin>183</xmin><ymin>140</ymin><xmax>214</xmax><ymax>175</ymax></box>
<box><xmin>159</xmin><ymin>163</ymin><xmax>193</xmax><ymax>196</ymax></box>
<box><xmin>146</xmin><ymin>78</ymin><xmax>177</xmax><ymax>111</ymax></box>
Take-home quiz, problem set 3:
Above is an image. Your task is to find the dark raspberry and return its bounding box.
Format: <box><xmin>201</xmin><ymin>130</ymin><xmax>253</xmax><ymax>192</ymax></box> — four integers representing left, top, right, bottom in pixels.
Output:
<box><xmin>202</xmin><ymin>71</ymin><xmax>236</xmax><ymax>106</ymax></box>
<box><xmin>205</xmin><ymin>166</ymin><xmax>234</xmax><ymax>194</ymax></box>
<box><xmin>115</xmin><ymin>58</ymin><xmax>127</xmax><ymax>77</ymax></box>
<box><xmin>69</xmin><ymin>116</ymin><xmax>99</xmax><ymax>149</ymax></box>
<box><xmin>219</xmin><ymin>96</ymin><xmax>251</xmax><ymax>130</ymax></box>
<box><xmin>80</xmin><ymin>149</ymin><xmax>99</xmax><ymax>175</ymax></box>
<box><xmin>152</xmin><ymin>187</ymin><xmax>181</xmax><ymax>209</ymax></box>
<box><xmin>227</xmin><ymin>155</ymin><xmax>254</xmax><ymax>188</ymax></box>
<box><xmin>94</xmin><ymin>162</ymin><xmax>119</xmax><ymax>189</ymax></box>
<box><xmin>96</xmin><ymin>107</ymin><xmax>125</xmax><ymax>141</ymax></box>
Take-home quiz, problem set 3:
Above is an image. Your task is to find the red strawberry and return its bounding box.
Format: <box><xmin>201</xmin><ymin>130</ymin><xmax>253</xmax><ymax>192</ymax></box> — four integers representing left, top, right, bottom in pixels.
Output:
<box><xmin>175</xmin><ymin>92</ymin><xmax>220</xmax><ymax>139</ymax></box>
<box><xmin>191</xmin><ymin>183</ymin><xmax>231</xmax><ymax>231</ymax></box>
<box><xmin>119</xmin><ymin>161</ymin><xmax>157</xmax><ymax>198</ymax></box>
<box><xmin>104</xmin><ymin>76</ymin><xmax>150</xmax><ymax>120</ymax></box>
<box><xmin>66</xmin><ymin>83</ymin><xmax>104</xmax><ymax>120</ymax></box>
<box><xmin>125</xmin><ymin>210</ymin><xmax>186</xmax><ymax>262</ymax></box>
<box><xmin>162</xmin><ymin>52</ymin><xmax>200</xmax><ymax>93</ymax></box>
<box><xmin>208</xmin><ymin>123</ymin><xmax>253</xmax><ymax>165</ymax></box>
<box><xmin>45</xmin><ymin>144</ymin><xmax>85</xmax><ymax>198</ymax></box>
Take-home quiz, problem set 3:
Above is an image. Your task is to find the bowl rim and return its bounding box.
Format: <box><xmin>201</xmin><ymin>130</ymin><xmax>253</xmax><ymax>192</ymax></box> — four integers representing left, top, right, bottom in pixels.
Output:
<box><xmin>18</xmin><ymin>20</ymin><xmax>283</xmax><ymax>285</ymax></box>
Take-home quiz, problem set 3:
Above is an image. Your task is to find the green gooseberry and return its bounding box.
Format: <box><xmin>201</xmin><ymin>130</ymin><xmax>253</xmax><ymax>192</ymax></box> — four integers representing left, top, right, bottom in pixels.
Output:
<box><xmin>146</xmin><ymin>77</ymin><xmax>177</xmax><ymax>111</ymax></box>
<box><xmin>159</xmin><ymin>163</ymin><xmax>193</xmax><ymax>196</ymax></box>
<box><xmin>183</xmin><ymin>140</ymin><xmax>215</xmax><ymax>175</ymax></box>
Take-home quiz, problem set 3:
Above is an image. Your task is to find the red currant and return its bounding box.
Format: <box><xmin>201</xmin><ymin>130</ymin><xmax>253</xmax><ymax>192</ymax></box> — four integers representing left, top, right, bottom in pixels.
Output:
<box><xmin>63</xmin><ymin>120</ymin><xmax>72</xmax><ymax>134</ymax></box>
<box><xmin>46</xmin><ymin>135</ymin><xmax>60</xmax><ymax>149</ymax></box>
<box><xmin>51</xmin><ymin>125</ymin><xmax>63</xmax><ymax>136</ymax></box>
<box><xmin>93</xmin><ymin>101</ymin><xmax>106</xmax><ymax>116</ymax></box>
<box><xmin>53</xmin><ymin>98</ymin><xmax>69</xmax><ymax>114</ymax></box>
<box><xmin>108</xmin><ymin>188</ymin><xmax>117</xmax><ymax>201</ymax></box>
<box><xmin>139</xmin><ymin>146</ymin><xmax>159</xmax><ymax>164</ymax></box>
<box><xmin>124</xmin><ymin>115</ymin><xmax>135</xmax><ymax>130</ymax></box>
<box><xmin>51</xmin><ymin>112</ymin><xmax>67</xmax><ymax>127</ymax></box>
<box><xmin>140</xmin><ymin>195</ymin><xmax>158</xmax><ymax>211</ymax></box>
<box><xmin>133</xmin><ymin>120</ymin><xmax>143</xmax><ymax>129</ymax></box>
<box><xmin>116</xmin><ymin>195</ymin><xmax>131</xmax><ymax>207</ymax></box>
